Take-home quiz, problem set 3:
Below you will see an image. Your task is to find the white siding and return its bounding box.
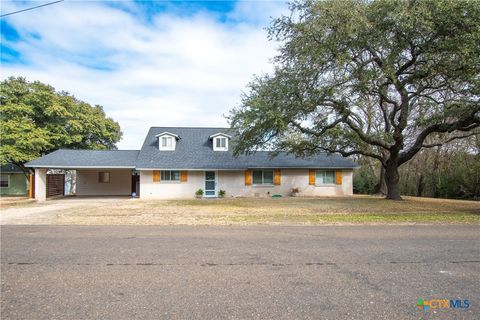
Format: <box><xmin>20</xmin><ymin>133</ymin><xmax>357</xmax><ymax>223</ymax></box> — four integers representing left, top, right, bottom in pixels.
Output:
<box><xmin>34</xmin><ymin>168</ymin><xmax>47</xmax><ymax>201</ymax></box>
<box><xmin>76</xmin><ymin>169</ymin><xmax>131</xmax><ymax>196</ymax></box>
<box><xmin>218</xmin><ymin>169</ymin><xmax>353</xmax><ymax>198</ymax></box>
<box><xmin>140</xmin><ymin>171</ymin><xmax>204</xmax><ymax>199</ymax></box>
<box><xmin>139</xmin><ymin>169</ymin><xmax>353</xmax><ymax>199</ymax></box>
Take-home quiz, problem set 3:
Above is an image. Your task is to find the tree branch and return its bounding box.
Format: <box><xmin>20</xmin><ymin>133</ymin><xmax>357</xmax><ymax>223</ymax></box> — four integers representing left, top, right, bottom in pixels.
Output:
<box><xmin>344</xmin><ymin>117</ymin><xmax>391</xmax><ymax>150</ymax></box>
<box><xmin>291</xmin><ymin>118</ymin><xmax>344</xmax><ymax>137</ymax></box>
<box><xmin>318</xmin><ymin>146</ymin><xmax>386</xmax><ymax>165</ymax></box>
<box><xmin>399</xmin><ymin>111</ymin><xmax>480</xmax><ymax>165</ymax></box>
<box><xmin>421</xmin><ymin>131</ymin><xmax>480</xmax><ymax>148</ymax></box>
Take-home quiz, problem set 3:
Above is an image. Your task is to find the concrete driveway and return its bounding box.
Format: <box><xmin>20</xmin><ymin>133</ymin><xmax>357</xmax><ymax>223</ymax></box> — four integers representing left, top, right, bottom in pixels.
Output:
<box><xmin>1</xmin><ymin>225</ymin><xmax>479</xmax><ymax>319</ymax></box>
<box><xmin>0</xmin><ymin>197</ymin><xmax>132</xmax><ymax>224</ymax></box>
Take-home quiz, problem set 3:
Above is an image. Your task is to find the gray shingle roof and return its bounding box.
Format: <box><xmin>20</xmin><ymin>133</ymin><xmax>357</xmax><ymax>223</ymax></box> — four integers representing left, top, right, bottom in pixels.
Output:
<box><xmin>135</xmin><ymin>127</ymin><xmax>358</xmax><ymax>169</ymax></box>
<box><xmin>25</xmin><ymin>127</ymin><xmax>358</xmax><ymax>169</ymax></box>
<box><xmin>25</xmin><ymin>150</ymin><xmax>139</xmax><ymax>168</ymax></box>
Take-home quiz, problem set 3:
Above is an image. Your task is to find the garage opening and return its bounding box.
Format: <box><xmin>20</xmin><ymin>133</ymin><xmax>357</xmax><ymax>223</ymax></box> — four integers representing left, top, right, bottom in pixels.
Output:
<box><xmin>75</xmin><ymin>169</ymin><xmax>136</xmax><ymax>196</ymax></box>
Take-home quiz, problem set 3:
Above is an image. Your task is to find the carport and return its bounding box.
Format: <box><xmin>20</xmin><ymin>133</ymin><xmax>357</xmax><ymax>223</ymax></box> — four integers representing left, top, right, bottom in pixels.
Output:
<box><xmin>25</xmin><ymin>150</ymin><xmax>139</xmax><ymax>201</ymax></box>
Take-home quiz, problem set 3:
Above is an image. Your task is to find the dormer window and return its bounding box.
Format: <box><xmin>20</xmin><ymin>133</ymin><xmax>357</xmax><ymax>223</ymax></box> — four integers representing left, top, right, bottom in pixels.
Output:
<box><xmin>156</xmin><ymin>132</ymin><xmax>179</xmax><ymax>151</ymax></box>
<box><xmin>215</xmin><ymin>137</ymin><xmax>227</xmax><ymax>149</ymax></box>
<box><xmin>210</xmin><ymin>132</ymin><xmax>231</xmax><ymax>151</ymax></box>
<box><xmin>161</xmin><ymin>136</ymin><xmax>173</xmax><ymax>148</ymax></box>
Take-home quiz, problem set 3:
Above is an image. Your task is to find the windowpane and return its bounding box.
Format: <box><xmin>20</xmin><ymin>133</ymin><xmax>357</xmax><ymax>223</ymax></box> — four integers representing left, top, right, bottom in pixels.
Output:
<box><xmin>315</xmin><ymin>170</ymin><xmax>324</xmax><ymax>184</ymax></box>
<box><xmin>161</xmin><ymin>171</ymin><xmax>180</xmax><ymax>181</ymax></box>
<box><xmin>205</xmin><ymin>171</ymin><xmax>215</xmax><ymax>180</ymax></box>
<box><xmin>161</xmin><ymin>137</ymin><xmax>173</xmax><ymax>148</ymax></box>
<box><xmin>172</xmin><ymin>171</ymin><xmax>180</xmax><ymax>181</ymax></box>
<box><xmin>205</xmin><ymin>181</ymin><xmax>215</xmax><ymax>190</ymax></box>
<box><xmin>324</xmin><ymin>170</ymin><xmax>335</xmax><ymax>184</ymax></box>
<box><xmin>215</xmin><ymin>137</ymin><xmax>226</xmax><ymax>149</ymax></box>
<box><xmin>98</xmin><ymin>172</ymin><xmax>110</xmax><ymax>183</ymax></box>
<box><xmin>316</xmin><ymin>170</ymin><xmax>335</xmax><ymax>185</ymax></box>
<box><xmin>0</xmin><ymin>174</ymin><xmax>9</xmax><ymax>188</ymax></box>
<box><xmin>263</xmin><ymin>170</ymin><xmax>274</xmax><ymax>184</ymax></box>
<box><xmin>252</xmin><ymin>170</ymin><xmax>274</xmax><ymax>185</ymax></box>
<box><xmin>252</xmin><ymin>170</ymin><xmax>263</xmax><ymax>184</ymax></box>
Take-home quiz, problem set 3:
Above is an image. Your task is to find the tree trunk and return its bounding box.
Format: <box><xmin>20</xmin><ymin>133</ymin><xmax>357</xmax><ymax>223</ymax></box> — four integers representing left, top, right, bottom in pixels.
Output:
<box><xmin>432</xmin><ymin>146</ymin><xmax>442</xmax><ymax>198</ymax></box>
<box><xmin>13</xmin><ymin>161</ymin><xmax>31</xmax><ymax>179</ymax></box>
<box><xmin>416</xmin><ymin>174</ymin><xmax>424</xmax><ymax>197</ymax></box>
<box><xmin>373</xmin><ymin>166</ymin><xmax>387</xmax><ymax>195</ymax></box>
<box><xmin>385</xmin><ymin>161</ymin><xmax>402</xmax><ymax>200</ymax></box>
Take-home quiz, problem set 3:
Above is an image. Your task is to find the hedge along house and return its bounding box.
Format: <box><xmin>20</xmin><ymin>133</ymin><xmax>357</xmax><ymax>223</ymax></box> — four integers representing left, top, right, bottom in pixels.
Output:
<box><xmin>0</xmin><ymin>163</ymin><xmax>28</xmax><ymax>196</ymax></box>
<box><xmin>26</xmin><ymin>127</ymin><xmax>358</xmax><ymax>201</ymax></box>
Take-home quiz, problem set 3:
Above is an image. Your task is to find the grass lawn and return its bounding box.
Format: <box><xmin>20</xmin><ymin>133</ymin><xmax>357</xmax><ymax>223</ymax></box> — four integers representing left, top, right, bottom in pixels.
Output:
<box><xmin>48</xmin><ymin>195</ymin><xmax>480</xmax><ymax>225</ymax></box>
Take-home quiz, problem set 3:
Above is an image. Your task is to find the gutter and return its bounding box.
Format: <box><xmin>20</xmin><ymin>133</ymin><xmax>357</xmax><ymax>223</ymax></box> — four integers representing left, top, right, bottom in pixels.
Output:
<box><xmin>24</xmin><ymin>165</ymin><xmax>136</xmax><ymax>169</ymax></box>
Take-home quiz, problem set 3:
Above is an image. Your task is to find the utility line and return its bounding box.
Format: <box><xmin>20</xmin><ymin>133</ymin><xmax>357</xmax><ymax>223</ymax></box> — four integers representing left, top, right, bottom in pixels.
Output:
<box><xmin>1</xmin><ymin>0</ymin><xmax>64</xmax><ymax>18</ymax></box>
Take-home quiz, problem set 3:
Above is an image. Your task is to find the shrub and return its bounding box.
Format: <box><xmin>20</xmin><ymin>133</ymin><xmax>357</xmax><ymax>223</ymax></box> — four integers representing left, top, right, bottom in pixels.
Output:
<box><xmin>353</xmin><ymin>169</ymin><xmax>376</xmax><ymax>194</ymax></box>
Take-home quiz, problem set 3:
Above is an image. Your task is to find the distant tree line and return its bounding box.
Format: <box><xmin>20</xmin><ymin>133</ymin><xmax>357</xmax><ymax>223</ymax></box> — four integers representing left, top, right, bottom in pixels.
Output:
<box><xmin>354</xmin><ymin>136</ymin><xmax>480</xmax><ymax>200</ymax></box>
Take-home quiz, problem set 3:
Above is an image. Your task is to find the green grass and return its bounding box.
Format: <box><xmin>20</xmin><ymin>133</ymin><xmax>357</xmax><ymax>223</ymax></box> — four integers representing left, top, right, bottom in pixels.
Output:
<box><xmin>5</xmin><ymin>194</ymin><xmax>479</xmax><ymax>225</ymax></box>
<box><xmin>217</xmin><ymin>212</ymin><xmax>480</xmax><ymax>224</ymax></box>
<box><xmin>178</xmin><ymin>196</ymin><xmax>480</xmax><ymax>224</ymax></box>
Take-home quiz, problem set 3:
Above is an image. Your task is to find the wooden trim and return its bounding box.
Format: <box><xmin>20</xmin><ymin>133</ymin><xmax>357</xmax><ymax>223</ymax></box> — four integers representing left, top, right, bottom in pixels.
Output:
<box><xmin>180</xmin><ymin>171</ymin><xmax>188</xmax><ymax>182</ymax></box>
<box><xmin>244</xmin><ymin>170</ymin><xmax>252</xmax><ymax>186</ymax></box>
<box><xmin>153</xmin><ymin>170</ymin><xmax>160</xmax><ymax>182</ymax></box>
<box><xmin>335</xmin><ymin>170</ymin><xmax>343</xmax><ymax>185</ymax></box>
<box><xmin>274</xmin><ymin>169</ymin><xmax>281</xmax><ymax>185</ymax></box>
<box><xmin>309</xmin><ymin>169</ymin><xmax>315</xmax><ymax>185</ymax></box>
<box><xmin>29</xmin><ymin>173</ymin><xmax>35</xmax><ymax>199</ymax></box>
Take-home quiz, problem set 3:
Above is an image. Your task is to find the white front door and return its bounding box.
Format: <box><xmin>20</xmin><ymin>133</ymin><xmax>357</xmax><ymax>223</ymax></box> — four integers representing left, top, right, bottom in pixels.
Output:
<box><xmin>204</xmin><ymin>171</ymin><xmax>217</xmax><ymax>197</ymax></box>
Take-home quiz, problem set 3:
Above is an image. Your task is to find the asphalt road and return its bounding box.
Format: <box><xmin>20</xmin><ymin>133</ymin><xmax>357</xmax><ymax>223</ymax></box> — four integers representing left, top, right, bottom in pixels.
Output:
<box><xmin>1</xmin><ymin>225</ymin><xmax>479</xmax><ymax>320</ymax></box>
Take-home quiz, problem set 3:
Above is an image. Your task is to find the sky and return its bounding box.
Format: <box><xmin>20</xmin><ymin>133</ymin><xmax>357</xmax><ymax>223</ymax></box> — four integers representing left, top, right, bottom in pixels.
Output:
<box><xmin>0</xmin><ymin>0</ymin><xmax>288</xmax><ymax>149</ymax></box>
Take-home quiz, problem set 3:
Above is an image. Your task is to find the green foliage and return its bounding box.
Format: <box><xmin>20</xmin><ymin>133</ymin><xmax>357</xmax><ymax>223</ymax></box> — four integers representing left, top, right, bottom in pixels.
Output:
<box><xmin>229</xmin><ymin>0</ymin><xmax>480</xmax><ymax>199</ymax></box>
<box><xmin>195</xmin><ymin>189</ymin><xmax>204</xmax><ymax>196</ymax></box>
<box><xmin>218</xmin><ymin>190</ymin><xmax>226</xmax><ymax>198</ymax></box>
<box><xmin>0</xmin><ymin>77</ymin><xmax>122</xmax><ymax>169</ymax></box>
<box><xmin>353</xmin><ymin>168</ymin><xmax>377</xmax><ymax>195</ymax></box>
<box><xmin>437</xmin><ymin>154</ymin><xmax>480</xmax><ymax>199</ymax></box>
<box><xmin>399</xmin><ymin>141</ymin><xmax>480</xmax><ymax>200</ymax></box>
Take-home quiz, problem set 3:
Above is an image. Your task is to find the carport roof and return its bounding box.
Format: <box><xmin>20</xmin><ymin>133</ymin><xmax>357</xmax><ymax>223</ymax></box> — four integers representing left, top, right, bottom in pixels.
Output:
<box><xmin>25</xmin><ymin>150</ymin><xmax>139</xmax><ymax>168</ymax></box>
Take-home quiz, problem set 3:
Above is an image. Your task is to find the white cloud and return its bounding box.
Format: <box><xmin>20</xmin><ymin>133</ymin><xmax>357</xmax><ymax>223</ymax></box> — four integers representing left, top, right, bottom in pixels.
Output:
<box><xmin>1</xmin><ymin>1</ymin><xmax>288</xmax><ymax>149</ymax></box>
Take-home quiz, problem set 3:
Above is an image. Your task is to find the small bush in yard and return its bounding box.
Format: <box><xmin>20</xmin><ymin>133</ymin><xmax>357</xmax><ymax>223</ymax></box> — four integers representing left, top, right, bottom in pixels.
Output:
<box><xmin>195</xmin><ymin>189</ymin><xmax>204</xmax><ymax>198</ymax></box>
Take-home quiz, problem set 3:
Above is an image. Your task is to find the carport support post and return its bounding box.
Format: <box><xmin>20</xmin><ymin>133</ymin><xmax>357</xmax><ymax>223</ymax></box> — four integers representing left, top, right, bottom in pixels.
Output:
<box><xmin>34</xmin><ymin>168</ymin><xmax>47</xmax><ymax>201</ymax></box>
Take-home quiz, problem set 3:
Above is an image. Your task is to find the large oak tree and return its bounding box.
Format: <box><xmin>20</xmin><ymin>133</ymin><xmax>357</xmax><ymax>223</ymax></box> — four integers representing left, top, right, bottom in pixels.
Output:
<box><xmin>0</xmin><ymin>77</ymin><xmax>123</xmax><ymax>174</ymax></box>
<box><xmin>229</xmin><ymin>0</ymin><xmax>480</xmax><ymax>199</ymax></box>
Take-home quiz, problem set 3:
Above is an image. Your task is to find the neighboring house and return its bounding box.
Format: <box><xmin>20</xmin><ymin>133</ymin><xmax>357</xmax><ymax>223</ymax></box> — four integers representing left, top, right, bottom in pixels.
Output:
<box><xmin>25</xmin><ymin>127</ymin><xmax>358</xmax><ymax>201</ymax></box>
<box><xmin>0</xmin><ymin>163</ymin><xmax>28</xmax><ymax>196</ymax></box>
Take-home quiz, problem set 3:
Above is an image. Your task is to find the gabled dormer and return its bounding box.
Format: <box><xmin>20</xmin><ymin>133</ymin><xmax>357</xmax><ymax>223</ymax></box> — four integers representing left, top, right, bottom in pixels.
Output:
<box><xmin>156</xmin><ymin>132</ymin><xmax>179</xmax><ymax>151</ymax></box>
<box><xmin>209</xmin><ymin>133</ymin><xmax>231</xmax><ymax>151</ymax></box>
